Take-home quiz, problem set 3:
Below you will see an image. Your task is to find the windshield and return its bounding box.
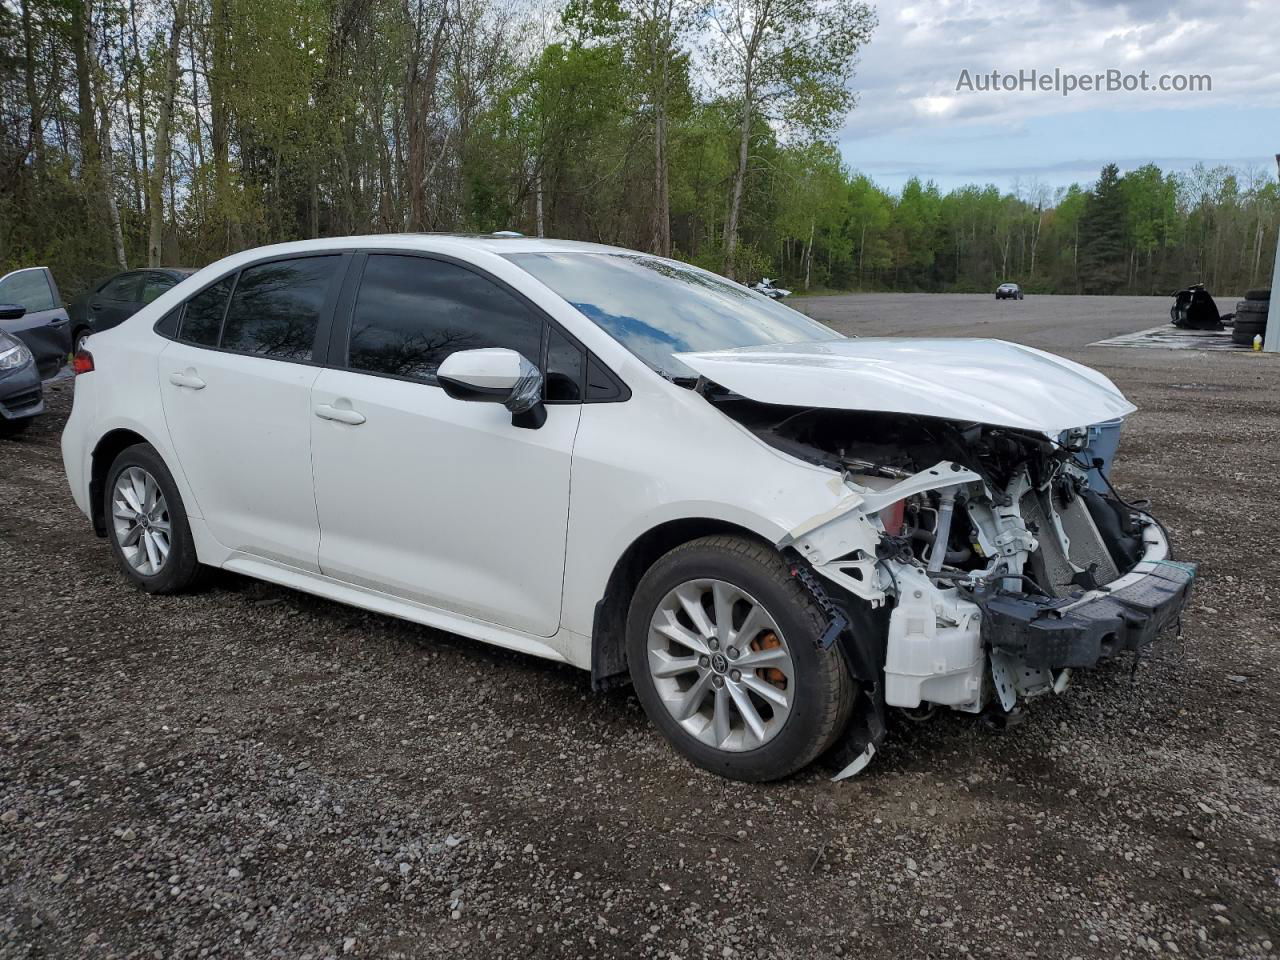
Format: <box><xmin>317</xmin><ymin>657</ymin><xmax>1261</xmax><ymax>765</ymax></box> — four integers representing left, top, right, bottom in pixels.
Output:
<box><xmin>505</xmin><ymin>253</ymin><xmax>841</xmax><ymax>378</ymax></box>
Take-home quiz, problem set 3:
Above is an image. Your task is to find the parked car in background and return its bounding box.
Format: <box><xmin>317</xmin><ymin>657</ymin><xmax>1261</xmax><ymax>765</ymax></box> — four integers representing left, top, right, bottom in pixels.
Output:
<box><xmin>61</xmin><ymin>235</ymin><xmax>1193</xmax><ymax>783</ymax></box>
<box><xmin>0</xmin><ymin>310</ymin><xmax>44</xmax><ymax>436</ymax></box>
<box><xmin>752</xmin><ymin>278</ymin><xmax>791</xmax><ymax>300</ymax></box>
<box><xmin>0</xmin><ymin>266</ymin><xmax>72</xmax><ymax>378</ymax></box>
<box><xmin>68</xmin><ymin>268</ymin><xmax>195</xmax><ymax>353</ymax></box>
<box><xmin>995</xmin><ymin>282</ymin><xmax>1024</xmax><ymax>300</ymax></box>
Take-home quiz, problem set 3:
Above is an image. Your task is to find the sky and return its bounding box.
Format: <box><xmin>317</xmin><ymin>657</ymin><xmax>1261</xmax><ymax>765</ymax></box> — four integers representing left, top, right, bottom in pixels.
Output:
<box><xmin>837</xmin><ymin>0</ymin><xmax>1280</xmax><ymax>195</ymax></box>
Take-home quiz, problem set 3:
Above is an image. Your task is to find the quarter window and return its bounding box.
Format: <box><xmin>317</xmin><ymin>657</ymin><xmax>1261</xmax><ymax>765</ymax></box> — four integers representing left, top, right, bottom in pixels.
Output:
<box><xmin>221</xmin><ymin>256</ymin><xmax>338</xmax><ymax>362</ymax></box>
<box><xmin>179</xmin><ymin>278</ymin><xmax>233</xmax><ymax>348</ymax></box>
<box><xmin>347</xmin><ymin>255</ymin><xmax>542</xmax><ymax>384</ymax></box>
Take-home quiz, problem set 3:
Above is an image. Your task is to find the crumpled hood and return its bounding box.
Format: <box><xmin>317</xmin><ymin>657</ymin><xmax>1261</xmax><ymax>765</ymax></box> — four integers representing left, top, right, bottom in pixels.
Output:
<box><xmin>676</xmin><ymin>338</ymin><xmax>1136</xmax><ymax>433</ymax></box>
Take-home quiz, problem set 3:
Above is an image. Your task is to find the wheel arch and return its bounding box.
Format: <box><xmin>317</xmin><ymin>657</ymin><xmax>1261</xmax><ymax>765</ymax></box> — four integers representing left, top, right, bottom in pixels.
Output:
<box><xmin>588</xmin><ymin>517</ymin><xmax>777</xmax><ymax>691</ymax></box>
<box><xmin>88</xmin><ymin>428</ymin><xmax>154</xmax><ymax>537</ymax></box>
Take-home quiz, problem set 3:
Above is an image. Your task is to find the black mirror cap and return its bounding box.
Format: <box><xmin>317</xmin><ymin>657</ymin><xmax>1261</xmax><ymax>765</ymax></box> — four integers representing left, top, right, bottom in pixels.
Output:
<box><xmin>438</xmin><ymin>374</ymin><xmax>514</xmax><ymax>405</ymax></box>
<box><xmin>0</xmin><ymin>304</ymin><xmax>26</xmax><ymax>321</ymax></box>
<box><xmin>511</xmin><ymin>402</ymin><xmax>547</xmax><ymax>430</ymax></box>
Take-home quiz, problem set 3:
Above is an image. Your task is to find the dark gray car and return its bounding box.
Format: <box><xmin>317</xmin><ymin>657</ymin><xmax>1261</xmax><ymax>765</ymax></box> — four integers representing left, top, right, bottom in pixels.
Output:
<box><xmin>0</xmin><ymin>267</ymin><xmax>72</xmax><ymax>379</ymax></box>
<box><xmin>0</xmin><ymin>309</ymin><xmax>44</xmax><ymax>436</ymax></box>
<box><xmin>68</xmin><ymin>268</ymin><xmax>195</xmax><ymax>352</ymax></box>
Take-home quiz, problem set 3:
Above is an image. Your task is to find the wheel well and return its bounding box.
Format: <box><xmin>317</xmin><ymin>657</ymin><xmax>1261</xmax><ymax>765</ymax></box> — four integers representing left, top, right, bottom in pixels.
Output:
<box><xmin>589</xmin><ymin>518</ymin><xmax>770</xmax><ymax>691</ymax></box>
<box><xmin>89</xmin><ymin>429</ymin><xmax>148</xmax><ymax>536</ymax></box>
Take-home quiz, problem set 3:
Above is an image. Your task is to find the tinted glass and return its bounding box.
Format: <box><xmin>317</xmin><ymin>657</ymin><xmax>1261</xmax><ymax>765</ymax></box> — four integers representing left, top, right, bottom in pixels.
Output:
<box><xmin>348</xmin><ymin>255</ymin><xmax>542</xmax><ymax>384</ymax></box>
<box><xmin>222</xmin><ymin>256</ymin><xmax>338</xmax><ymax>362</ymax></box>
<box><xmin>180</xmin><ymin>277</ymin><xmax>233</xmax><ymax>347</ymax></box>
<box><xmin>101</xmin><ymin>273</ymin><xmax>142</xmax><ymax>300</ymax></box>
<box><xmin>141</xmin><ymin>274</ymin><xmax>177</xmax><ymax>304</ymax></box>
<box><xmin>155</xmin><ymin>306</ymin><xmax>182</xmax><ymax>339</ymax></box>
<box><xmin>506</xmin><ymin>253</ymin><xmax>840</xmax><ymax>379</ymax></box>
<box><xmin>0</xmin><ymin>270</ymin><xmax>56</xmax><ymax>312</ymax></box>
<box><xmin>545</xmin><ymin>327</ymin><xmax>583</xmax><ymax>402</ymax></box>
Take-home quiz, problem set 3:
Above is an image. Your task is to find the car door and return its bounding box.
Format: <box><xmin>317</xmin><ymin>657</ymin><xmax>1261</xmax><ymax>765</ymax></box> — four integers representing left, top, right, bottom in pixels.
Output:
<box><xmin>309</xmin><ymin>252</ymin><xmax>583</xmax><ymax>638</ymax></box>
<box><xmin>0</xmin><ymin>267</ymin><xmax>71</xmax><ymax>377</ymax></box>
<box><xmin>90</xmin><ymin>272</ymin><xmax>145</xmax><ymax>333</ymax></box>
<box><xmin>158</xmin><ymin>254</ymin><xmax>348</xmax><ymax>571</ymax></box>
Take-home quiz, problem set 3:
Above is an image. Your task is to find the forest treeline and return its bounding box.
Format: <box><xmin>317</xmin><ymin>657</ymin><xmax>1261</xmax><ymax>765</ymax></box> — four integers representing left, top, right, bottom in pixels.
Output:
<box><xmin>1</xmin><ymin>0</ymin><xmax>1276</xmax><ymax>300</ymax></box>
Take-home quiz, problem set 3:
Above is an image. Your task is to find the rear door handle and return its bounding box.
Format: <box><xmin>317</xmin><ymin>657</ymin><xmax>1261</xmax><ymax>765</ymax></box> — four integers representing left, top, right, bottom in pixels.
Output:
<box><xmin>169</xmin><ymin>370</ymin><xmax>206</xmax><ymax>390</ymax></box>
<box><xmin>315</xmin><ymin>403</ymin><xmax>366</xmax><ymax>425</ymax></box>
<box><xmin>90</xmin><ymin>302</ymin><xmax>103</xmax><ymax>310</ymax></box>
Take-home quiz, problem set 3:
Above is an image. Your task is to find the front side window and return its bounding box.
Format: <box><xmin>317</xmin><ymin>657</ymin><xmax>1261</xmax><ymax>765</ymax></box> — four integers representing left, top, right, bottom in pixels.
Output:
<box><xmin>0</xmin><ymin>269</ymin><xmax>56</xmax><ymax>312</ymax></box>
<box><xmin>505</xmin><ymin>253</ymin><xmax>841</xmax><ymax>379</ymax></box>
<box><xmin>179</xmin><ymin>278</ymin><xmax>233</xmax><ymax>348</ymax></box>
<box><xmin>347</xmin><ymin>255</ymin><xmax>542</xmax><ymax>384</ymax></box>
<box><xmin>221</xmin><ymin>256</ymin><xmax>339</xmax><ymax>362</ymax></box>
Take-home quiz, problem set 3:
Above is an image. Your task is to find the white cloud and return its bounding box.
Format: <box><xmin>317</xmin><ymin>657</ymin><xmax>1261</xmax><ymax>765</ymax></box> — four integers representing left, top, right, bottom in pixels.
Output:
<box><xmin>842</xmin><ymin>0</ymin><xmax>1280</xmax><ymax>140</ymax></box>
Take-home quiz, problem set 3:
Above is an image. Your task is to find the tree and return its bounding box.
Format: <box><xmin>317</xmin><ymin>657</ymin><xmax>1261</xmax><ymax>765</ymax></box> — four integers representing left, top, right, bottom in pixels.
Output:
<box><xmin>705</xmin><ymin>0</ymin><xmax>875</xmax><ymax>277</ymax></box>
<box><xmin>1078</xmin><ymin>163</ymin><xmax>1128</xmax><ymax>294</ymax></box>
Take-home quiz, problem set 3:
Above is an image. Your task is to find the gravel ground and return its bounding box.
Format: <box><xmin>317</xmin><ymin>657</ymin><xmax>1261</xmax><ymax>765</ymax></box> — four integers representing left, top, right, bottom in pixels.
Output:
<box><xmin>2</xmin><ymin>294</ymin><xmax>1278</xmax><ymax>959</ymax></box>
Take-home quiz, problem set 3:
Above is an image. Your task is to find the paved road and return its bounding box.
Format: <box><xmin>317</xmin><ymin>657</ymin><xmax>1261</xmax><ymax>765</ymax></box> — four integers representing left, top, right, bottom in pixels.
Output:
<box><xmin>2</xmin><ymin>297</ymin><xmax>1277</xmax><ymax>959</ymax></box>
<box><xmin>795</xmin><ymin>293</ymin><xmax>1184</xmax><ymax>351</ymax></box>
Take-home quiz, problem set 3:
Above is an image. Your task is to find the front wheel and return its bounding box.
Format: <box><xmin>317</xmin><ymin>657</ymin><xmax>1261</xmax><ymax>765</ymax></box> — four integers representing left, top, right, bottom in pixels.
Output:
<box><xmin>104</xmin><ymin>443</ymin><xmax>203</xmax><ymax>594</ymax></box>
<box><xmin>626</xmin><ymin>535</ymin><xmax>854</xmax><ymax>782</ymax></box>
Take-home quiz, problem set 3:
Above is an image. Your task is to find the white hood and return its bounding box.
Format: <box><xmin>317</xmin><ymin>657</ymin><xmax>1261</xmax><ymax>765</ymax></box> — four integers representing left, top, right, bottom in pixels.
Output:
<box><xmin>676</xmin><ymin>338</ymin><xmax>1136</xmax><ymax>433</ymax></box>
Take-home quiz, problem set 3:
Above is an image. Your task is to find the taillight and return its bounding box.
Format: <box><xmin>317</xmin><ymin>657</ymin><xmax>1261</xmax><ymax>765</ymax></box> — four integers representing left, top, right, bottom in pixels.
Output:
<box><xmin>73</xmin><ymin>348</ymin><xmax>95</xmax><ymax>375</ymax></box>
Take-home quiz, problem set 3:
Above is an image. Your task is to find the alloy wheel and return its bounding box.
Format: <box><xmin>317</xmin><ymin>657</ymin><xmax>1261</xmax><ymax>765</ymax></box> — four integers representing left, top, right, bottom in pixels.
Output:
<box><xmin>646</xmin><ymin>578</ymin><xmax>795</xmax><ymax>751</ymax></box>
<box><xmin>111</xmin><ymin>466</ymin><xmax>171</xmax><ymax>576</ymax></box>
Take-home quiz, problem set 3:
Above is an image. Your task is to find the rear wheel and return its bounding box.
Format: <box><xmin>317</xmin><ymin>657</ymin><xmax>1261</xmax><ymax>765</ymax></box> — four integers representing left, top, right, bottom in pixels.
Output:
<box><xmin>104</xmin><ymin>444</ymin><xmax>203</xmax><ymax>594</ymax></box>
<box><xmin>626</xmin><ymin>535</ymin><xmax>854</xmax><ymax>782</ymax></box>
<box><xmin>73</xmin><ymin>327</ymin><xmax>92</xmax><ymax>354</ymax></box>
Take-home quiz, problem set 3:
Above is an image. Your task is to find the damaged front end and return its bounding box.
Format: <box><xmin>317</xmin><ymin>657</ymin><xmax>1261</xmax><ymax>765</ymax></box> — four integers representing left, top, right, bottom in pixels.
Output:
<box><xmin>712</xmin><ymin>396</ymin><xmax>1196</xmax><ymax>778</ymax></box>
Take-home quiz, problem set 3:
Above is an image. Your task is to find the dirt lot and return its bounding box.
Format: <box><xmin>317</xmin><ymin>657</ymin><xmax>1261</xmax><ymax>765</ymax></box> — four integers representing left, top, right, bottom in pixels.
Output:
<box><xmin>2</xmin><ymin>294</ymin><xmax>1278</xmax><ymax>959</ymax></box>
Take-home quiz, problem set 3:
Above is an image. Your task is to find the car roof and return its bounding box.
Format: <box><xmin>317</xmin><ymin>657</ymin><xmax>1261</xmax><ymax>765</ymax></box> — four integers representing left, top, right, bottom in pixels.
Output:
<box><xmin>216</xmin><ymin>234</ymin><xmax>633</xmax><ymax>260</ymax></box>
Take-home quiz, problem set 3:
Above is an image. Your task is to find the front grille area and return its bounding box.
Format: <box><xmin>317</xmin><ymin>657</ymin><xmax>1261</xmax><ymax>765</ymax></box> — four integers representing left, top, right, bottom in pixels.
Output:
<box><xmin>1021</xmin><ymin>489</ymin><xmax>1118</xmax><ymax>597</ymax></box>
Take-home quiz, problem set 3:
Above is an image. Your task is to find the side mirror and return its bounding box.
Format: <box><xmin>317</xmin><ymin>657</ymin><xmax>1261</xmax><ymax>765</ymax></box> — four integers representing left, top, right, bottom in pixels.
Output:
<box><xmin>437</xmin><ymin>348</ymin><xmax>547</xmax><ymax>429</ymax></box>
<box><xmin>0</xmin><ymin>304</ymin><xmax>27</xmax><ymax>321</ymax></box>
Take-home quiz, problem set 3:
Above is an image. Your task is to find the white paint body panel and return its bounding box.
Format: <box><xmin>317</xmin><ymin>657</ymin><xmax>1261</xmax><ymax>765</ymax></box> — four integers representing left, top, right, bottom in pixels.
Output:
<box><xmin>676</xmin><ymin>338</ymin><xmax>1136</xmax><ymax>434</ymax></box>
<box><xmin>58</xmin><ymin>234</ymin><xmax>1145</xmax><ymax>687</ymax></box>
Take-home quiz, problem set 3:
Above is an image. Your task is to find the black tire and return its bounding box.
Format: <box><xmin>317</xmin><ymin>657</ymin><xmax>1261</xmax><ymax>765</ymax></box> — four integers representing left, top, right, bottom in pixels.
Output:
<box><xmin>72</xmin><ymin>326</ymin><xmax>92</xmax><ymax>354</ymax></box>
<box><xmin>0</xmin><ymin>417</ymin><xmax>32</xmax><ymax>437</ymax></box>
<box><xmin>626</xmin><ymin>535</ymin><xmax>854</xmax><ymax>782</ymax></box>
<box><xmin>1234</xmin><ymin>299</ymin><xmax>1269</xmax><ymax>319</ymax></box>
<box><xmin>1232</xmin><ymin>319</ymin><xmax>1266</xmax><ymax>345</ymax></box>
<box><xmin>104</xmin><ymin>443</ymin><xmax>203</xmax><ymax>594</ymax></box>
<box><xmin>1244</xmin><ymin>289</ymin><xmax>1271</xmax><ymax>302</ymax></box>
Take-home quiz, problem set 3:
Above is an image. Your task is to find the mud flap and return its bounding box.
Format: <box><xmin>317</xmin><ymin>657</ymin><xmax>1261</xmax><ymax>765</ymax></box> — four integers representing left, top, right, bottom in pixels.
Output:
<box><xmin>824</xmin><ymin>593</ymin><xmax>892</xmax><ymax>781</ymax></box>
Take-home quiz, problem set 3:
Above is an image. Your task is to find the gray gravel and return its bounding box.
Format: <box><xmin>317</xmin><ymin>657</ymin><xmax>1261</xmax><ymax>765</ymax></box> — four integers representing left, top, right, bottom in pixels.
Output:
<box><xmin>2</xmin><ymin>294</ymin><xmax>1278</xmax><ymax>959</ymax></box>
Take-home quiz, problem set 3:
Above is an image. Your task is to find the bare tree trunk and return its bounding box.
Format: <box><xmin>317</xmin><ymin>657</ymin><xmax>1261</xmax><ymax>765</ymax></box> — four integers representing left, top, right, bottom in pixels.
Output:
<box><xmin>149</xmin><ymin>0</ymin><xmax>187</xmax><ymax>267</ymax></box>
<box><xmin>20</xmin><ymin>0</ymin><xmax>44</xmax><ymax>176</ymax></box>
<box><xmin>804</xmin><ymin>218</ymin><xmax>814</xmax><ymax>290</ymax></box>
<box><xmin>535</xmin><ymin>171</ymin><xmax>544</xmax><ymax>237</ymax></box>
<box><xmin>91</xmin><ymin>30</ymin><xmax>127</xmax><ymax>268</ymax></box>
<box><xmin>130</xmin><ymin>0</ymin><xmax>150</xmax><ymax>222</ymax></box>
<box><xmin>723</xmin><ymin>95</ymin><xmax>751</xmax><ymax>279</ymax></box>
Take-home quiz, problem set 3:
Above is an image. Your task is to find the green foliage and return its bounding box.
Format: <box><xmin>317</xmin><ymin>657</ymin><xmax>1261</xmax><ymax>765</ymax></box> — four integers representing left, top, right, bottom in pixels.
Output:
<box><xmin>2</xmin><ymin>0</ymin><xmax>1277</xmax><ymax>301</ymax></box>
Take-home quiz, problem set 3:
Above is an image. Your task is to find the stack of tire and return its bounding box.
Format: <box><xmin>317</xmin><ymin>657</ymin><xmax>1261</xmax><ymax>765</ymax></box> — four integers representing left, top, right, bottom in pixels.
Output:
<box><xmin>1232</xmin><ymin>289</ymin><xmax>1270</xmax><ymax>346</ymax></box>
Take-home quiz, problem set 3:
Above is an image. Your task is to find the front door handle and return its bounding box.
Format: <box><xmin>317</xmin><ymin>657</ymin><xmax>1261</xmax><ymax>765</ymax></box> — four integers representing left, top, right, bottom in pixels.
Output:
<box><xmin>169</xmin><ymin>370</ymin><xmax>206</xmax><ymax>390</ymax></box>
<box><xmin>314</xmin><ymin>403</ymin><xmax>366</xmax><ymax>426</ymax></box>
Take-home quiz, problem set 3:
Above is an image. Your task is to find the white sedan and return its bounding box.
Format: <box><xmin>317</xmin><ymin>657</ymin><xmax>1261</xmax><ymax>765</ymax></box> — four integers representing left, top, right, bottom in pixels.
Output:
<box><xmin>61</xmin><ymin>235</ymin><xmax>1194</xmax><ymax>782</ymax></box>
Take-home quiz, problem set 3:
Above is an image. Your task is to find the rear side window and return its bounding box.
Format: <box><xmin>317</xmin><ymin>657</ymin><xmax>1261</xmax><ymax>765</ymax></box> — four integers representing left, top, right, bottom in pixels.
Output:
<box><xmin>221</xmin><ymin>256</ymin><xmax>338</xmax><ymax>362</ymax></box>
<box><xmin>0</xmin><ymin>269</ymin><xmax>56</xmax><ymax>312</ymax></box>
<box><xmin>347</xmin><ymin>255</ymin><xmax>542</xmax><ymax>384</ymax></box>
<box><xmin>101</xmin><ymin>273</ymin><xmax>142</xmax><ymax>300</ymax></box>
<box><xmin>179</xmin><ymin>278</ymin><xmax>233</xmax><ymax>347</ymax></box>
<box><xmin>141</xmin><ymin>274</ymin><xmax>176</xmax><ymax>304</ymax></box>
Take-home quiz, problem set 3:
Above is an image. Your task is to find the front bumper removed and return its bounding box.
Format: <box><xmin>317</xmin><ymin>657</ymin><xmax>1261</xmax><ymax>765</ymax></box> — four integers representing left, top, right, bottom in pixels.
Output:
<box><xmin>981</xmin><ymin>559</ymin><xmax>1196</xmax><ymax>669</ymax></box>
